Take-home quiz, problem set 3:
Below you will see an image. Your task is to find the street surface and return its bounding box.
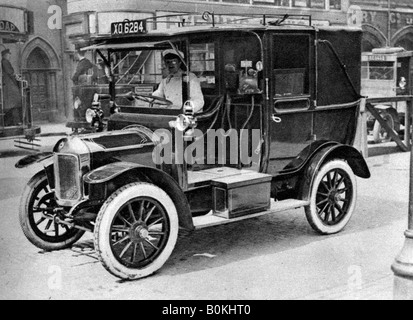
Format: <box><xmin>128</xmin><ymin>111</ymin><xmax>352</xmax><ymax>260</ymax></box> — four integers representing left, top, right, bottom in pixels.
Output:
<box><xmin>0</xmin><ymin>129</ymin><xmax>409</xmax><ymax>300</ymax></box>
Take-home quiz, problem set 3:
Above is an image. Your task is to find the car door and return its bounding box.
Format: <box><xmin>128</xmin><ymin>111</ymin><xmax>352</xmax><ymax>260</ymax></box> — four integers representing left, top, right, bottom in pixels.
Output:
<box><xmin>267</xmin><ymin>32</ymin><xmax>315</xmax><ymax>175</ymax></box>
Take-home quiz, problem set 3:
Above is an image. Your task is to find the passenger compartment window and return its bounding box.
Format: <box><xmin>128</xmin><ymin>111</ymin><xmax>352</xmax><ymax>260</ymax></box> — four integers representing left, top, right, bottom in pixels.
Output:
<box><xmin>274</xmin><ymin>68</ymin><xmax>305</xmax><ymax>97</ymax></box>
<box><xmin>273</xmin><ymin>35</ymin><xmax>310</xmax><ymax>98</ymax></box>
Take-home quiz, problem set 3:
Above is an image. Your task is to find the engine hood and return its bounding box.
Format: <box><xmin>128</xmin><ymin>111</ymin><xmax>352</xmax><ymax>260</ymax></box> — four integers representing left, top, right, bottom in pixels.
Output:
<box><xmin>58</xmin><ymin>128</ymin><xmax>157</xmax><ymax>153</ymax></box>
<box><xmin>55</xmin><ymin>128</ymin><xmax>159</xmax><ymax>170</ymax></box>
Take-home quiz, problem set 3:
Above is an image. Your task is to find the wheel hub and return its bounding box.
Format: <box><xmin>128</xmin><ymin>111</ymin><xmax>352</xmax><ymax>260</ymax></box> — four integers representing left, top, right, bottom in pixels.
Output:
<box><xmin>328</xmin><ymin>190</ymin><xmax>339</xmax><ymax>204</ymax></box>
<box><xmin>130</xmin><ymin>224</ymin><xmax>149</xmax><ymax>243</ymax></box>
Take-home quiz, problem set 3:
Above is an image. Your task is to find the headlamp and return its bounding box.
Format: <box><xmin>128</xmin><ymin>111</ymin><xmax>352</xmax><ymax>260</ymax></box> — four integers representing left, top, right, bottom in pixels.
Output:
<box><xmin>53</xmin><ymin>138</ymin><xmax>67</xmax><ymax>153</ymax></box>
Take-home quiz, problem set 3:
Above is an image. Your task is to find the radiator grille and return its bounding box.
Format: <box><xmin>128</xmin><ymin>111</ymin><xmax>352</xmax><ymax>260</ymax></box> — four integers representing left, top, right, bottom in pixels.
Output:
<box><xmin>55</xmin><ymin>154</ymin><xmax>81</xmax><ymax>202</ymax></box>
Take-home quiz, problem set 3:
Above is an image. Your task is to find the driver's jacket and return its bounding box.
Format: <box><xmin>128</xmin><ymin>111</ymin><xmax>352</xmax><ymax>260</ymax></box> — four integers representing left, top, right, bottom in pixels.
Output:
<box><xmin>152</xmin><ymin>70</ymin><xmax>204</xmax><ymax>113</ymax></box>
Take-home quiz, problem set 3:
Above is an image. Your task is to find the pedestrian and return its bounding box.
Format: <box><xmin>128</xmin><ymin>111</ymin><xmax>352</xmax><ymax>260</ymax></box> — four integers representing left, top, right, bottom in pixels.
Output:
<box><xmin>1</xmin><ymin>48</ymin><xmax>23</xmax><ymax>126</ymax></box>
<box><xmin>72</xmin><ymin>50</ymin><xmax>94</xmax><ymax>85</ymax></box>
<box><xmin>152</xmin><ymin>49</ymin><xmax>204</xmax><ymax>113</ymax></box>
<box><xmin>397</xmin><ymin>77</ymin><xmax>407</xmax><ymax>95</ymax></box>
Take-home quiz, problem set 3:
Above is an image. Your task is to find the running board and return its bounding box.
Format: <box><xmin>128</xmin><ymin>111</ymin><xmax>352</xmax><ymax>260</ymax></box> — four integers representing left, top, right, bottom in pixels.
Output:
<box><xmin>193</xmin><ymin>199</ymin><xmax>310</xmax><ymax>230</ymax></box>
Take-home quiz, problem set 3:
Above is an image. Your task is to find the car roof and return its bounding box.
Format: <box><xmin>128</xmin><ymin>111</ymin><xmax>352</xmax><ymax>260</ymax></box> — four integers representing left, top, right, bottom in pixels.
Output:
<box><xmin>85</xmin><ymin>23</ymin><xmax>361</xmax><ymax>49</ymax></box>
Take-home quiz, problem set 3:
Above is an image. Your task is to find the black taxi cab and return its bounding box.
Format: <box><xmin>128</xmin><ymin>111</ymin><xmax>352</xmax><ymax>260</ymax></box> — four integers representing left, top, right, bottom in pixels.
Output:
<box><xmin>16</xmin><ymin>12</ymin><xmax>370</xmax><ymax>280</ymax></box>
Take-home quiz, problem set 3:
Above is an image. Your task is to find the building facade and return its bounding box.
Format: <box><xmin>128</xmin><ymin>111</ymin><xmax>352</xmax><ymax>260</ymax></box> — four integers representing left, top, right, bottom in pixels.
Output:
<box><xmin>350</xmin><ymin>0</ymin><xmax>413</xmax><ymax>51</ymax></box>
<box><xmin>65</xmin><ymin>0</ymin><xmax>351</xmax><ymax>48</ymax></box>
<box><xmin>0</xmin><ymin>0</ymin><xmax>68</xmax><ymax>123</ymax></box>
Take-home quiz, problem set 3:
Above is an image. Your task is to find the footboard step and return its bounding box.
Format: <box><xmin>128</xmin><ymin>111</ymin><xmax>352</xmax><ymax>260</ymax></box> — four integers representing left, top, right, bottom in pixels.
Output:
<box><xmin>193</xmin><ymin>199</ymin><xmax>310</xmax><ymax>230</ymax></box>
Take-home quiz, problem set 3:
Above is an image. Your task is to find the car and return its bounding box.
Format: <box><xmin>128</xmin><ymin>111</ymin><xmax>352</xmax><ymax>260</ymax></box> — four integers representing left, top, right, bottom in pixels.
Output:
<box><xmin>361</xmin><ymin>47</ymin><xmax>413</xmax><ymax>143</ymax></box>
<box><xmin>16</xmin><ymin>12</ymin><xmax>370</xmax><ymax>280</ymax></box>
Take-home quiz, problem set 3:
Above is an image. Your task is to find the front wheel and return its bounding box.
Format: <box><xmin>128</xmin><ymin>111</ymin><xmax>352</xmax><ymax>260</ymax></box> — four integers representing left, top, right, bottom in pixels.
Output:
<box><xmin>305</xmin><ymin>160</ymin><xmax>357</xmax><ymax>235</ymax></box>
<box><xmin>19</xmin><ymin>171</ymin><xmax>85</xmax><ymax>251</ymax></box>
<box><xmin>94</xmin><ymin>183</ymin><xmax>179</xmax><ymax>280</ymax></box>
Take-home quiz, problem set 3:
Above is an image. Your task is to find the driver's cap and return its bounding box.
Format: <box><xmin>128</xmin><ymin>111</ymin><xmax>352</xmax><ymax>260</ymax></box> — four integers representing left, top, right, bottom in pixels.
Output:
<box><xmin>163</xmin><ymin>49</ymin><xmax>184</xmax><ymax>60</ymax></box>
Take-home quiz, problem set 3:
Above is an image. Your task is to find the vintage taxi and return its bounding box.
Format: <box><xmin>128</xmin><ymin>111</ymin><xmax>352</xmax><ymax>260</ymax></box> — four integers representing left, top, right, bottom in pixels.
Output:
<box><xmin>16</xmin><ymin>12</ymin><xmax>370</xmax><ymax>280</ymax></box>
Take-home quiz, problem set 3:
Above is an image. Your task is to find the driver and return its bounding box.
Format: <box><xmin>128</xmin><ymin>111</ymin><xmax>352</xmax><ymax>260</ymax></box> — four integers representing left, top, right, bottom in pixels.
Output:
<box><xmin>152</xmin><ymin>49</ymin><xmax>204</xmax><ymax>113</ymax></box>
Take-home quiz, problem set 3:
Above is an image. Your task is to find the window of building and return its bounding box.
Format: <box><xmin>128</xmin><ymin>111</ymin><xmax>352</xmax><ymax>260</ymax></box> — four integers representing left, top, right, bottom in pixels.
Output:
<box><xmin>293</xmin><ymin>0</ymin><xmax>309</xmax><ymax>8</ymax></box>
<box><xmin>329</xmin><ymin>0</ymin><xmax>341</xmax><ymax>10</ymax></box>
<box><xmin>210</xmin><ymin>0</ymin><xmax>341</xmax><ymax>10</ymax></box>
<box><xmin>311</xmin><ymin>0</ymin><xmax>326</xmax><ymax>9</ymax></box>
<box><xmin>292</xmin><ymin>0</ymin><xmax>327</xmax><ymax>8</ymax></box>
<box><xmin>274</xmin><ymin>0</ymin><xmax>290</xmax><ymax>6</ymax></box>
<box><xmin>221</xmin><ymin>0</ymin><xmax>251</xmax><ymax>3</ymax></box>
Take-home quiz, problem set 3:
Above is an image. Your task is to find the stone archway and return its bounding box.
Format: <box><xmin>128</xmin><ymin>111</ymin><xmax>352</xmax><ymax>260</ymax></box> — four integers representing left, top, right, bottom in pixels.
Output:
<box><xmin>362</xmin><ymin>24</ymin><xmax>387</xmax><ymax>52</ymax></box>
<box><xmin>393</xmin><ymin>26</ymin><xmax>413</xmax><ymax>51</ymax></box>
<box><xmin>21</xmin><ymin>37</ymin><xmax>61</xmax><ymax>122</ymax></box>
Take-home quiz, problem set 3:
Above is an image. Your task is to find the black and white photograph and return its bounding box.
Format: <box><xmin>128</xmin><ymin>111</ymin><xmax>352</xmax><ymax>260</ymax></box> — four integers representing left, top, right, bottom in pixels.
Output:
<box><xmin>1</xmin><ymin>0</ymin><xmax>413</xmax><ymax>303</ymax></box>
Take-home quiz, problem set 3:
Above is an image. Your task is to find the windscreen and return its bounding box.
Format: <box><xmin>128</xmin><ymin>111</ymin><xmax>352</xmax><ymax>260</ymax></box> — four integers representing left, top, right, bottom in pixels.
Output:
<box><xmin>105</xmin><ymin>39</ymin><xmax>214</xmax><ymax>111</ymax></box>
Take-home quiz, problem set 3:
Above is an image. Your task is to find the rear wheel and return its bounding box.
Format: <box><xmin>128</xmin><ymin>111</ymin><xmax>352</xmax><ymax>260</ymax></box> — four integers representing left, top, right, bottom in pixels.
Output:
<box><xmin>305</xmin><ymin>160</ymin><xmax>357</xmax><ymax>235</ymax></box>
<box><xmin>94</xmin><ymin>183</ymin><xmax>179</xmax><ymax>280</ymax></box>
<box><xmin>19</xmin><ymin>171</ymin><xmax>85</xmax><ymax>251</ymax></box>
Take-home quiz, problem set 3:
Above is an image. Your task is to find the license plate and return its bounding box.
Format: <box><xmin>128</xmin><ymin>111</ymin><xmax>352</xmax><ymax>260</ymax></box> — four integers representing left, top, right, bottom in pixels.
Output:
<box><xmin>111</xmin><ymin>20</ymin><xmax>147</xmax><ymax>36</ymax></box>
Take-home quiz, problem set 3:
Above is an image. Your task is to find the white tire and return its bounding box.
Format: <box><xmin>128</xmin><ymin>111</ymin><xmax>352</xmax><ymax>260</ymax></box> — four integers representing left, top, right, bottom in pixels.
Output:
<box><xmin>305</xmin><ymin>160</ymin><xmax>357</xmax><ymax>235</ymax></box>
<box><xmin>94</xmin><ymin>183</ymin><xmax>179</xmax><ymax>280</ymax></box>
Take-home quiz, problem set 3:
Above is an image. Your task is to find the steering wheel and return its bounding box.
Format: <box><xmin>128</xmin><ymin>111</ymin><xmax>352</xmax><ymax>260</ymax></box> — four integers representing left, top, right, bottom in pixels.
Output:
<box><xmin>132</xmin><ymin>93</ymin><xmax>173</xmax><ymax>108</ymax></box>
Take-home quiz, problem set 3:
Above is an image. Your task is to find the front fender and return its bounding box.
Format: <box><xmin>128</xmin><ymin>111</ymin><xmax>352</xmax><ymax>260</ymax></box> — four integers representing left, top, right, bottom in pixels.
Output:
<box><xmin>300</xmin><ymin>144</ymin><xmax>370</xmax><ymax>201</ymax></box>
<box><xmin>15</xmin><ymin>152</ymin><xmax>54</xmax><ymax>169</ymax></box>
<box><xmin>84</xmin><ymin>162</ymin><xmax>194</xmax><ymax>231</ymax></box>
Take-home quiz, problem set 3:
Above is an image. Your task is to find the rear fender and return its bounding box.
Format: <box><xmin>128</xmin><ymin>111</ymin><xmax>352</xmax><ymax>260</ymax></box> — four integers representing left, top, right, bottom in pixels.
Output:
<box><xmin>300</xmin><ymin>144</ymin><xmax>370</xmax><ymax>201</ymax></box>
<box><xmin>84</xmin><ymin>162</ymin><xmax>194</xmax><ymax>231</ymax></box>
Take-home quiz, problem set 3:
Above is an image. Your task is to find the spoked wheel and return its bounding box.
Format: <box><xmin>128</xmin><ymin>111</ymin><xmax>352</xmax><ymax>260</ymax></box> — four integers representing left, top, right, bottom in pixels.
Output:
<box><xmin>19</xmin><ymin>171</ymin><xmax>85</xmax><ymax>251</ymax></box>
<box><xmin>305</xmin><ymin>160</ymin><xmax>357</xmax><ymax>235</ymax></box>
<box><xmin>94</xmin><ymin>183</ymin><xmax>178</xmax><ymax>280</ymax></box>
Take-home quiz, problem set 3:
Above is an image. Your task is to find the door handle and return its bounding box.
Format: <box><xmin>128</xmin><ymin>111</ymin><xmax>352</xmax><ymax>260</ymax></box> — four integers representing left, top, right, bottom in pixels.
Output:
<box><xmin>272</xmin><ymin>115</ymin><xmax>282</xmax><ymax>123</ymax></box>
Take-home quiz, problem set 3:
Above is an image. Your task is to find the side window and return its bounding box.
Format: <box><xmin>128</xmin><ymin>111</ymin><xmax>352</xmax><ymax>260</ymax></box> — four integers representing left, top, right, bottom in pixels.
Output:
<box><xmin>221</xmin><ymin>35</ymin><xmax>263</xmax><ymax>95</ymax></box>
<box><xmin>189</xmin><ymin>42</ymin><xmax>216</xmax><ymax>92</ymax></box>
<box><xmin>272</xmin><ymin>35</ymin><xmax>310</xmax><ymax>98</ymax></box>
<box><xmin>368</xmin><ymin>61</ymin><xmax>394</xmax><ymax>80</ymax></box>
